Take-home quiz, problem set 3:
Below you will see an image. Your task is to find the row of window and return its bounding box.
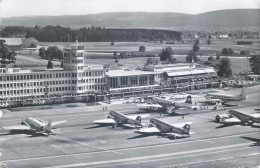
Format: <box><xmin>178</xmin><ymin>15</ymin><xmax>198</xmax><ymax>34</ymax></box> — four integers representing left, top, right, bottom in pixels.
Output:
<box><xmin>0</xmin><ymin>87</ymin><xmax>74</xmax><ymax>96</ymax></box>
<box><xmin>0</xmin><ymin>78</ymin><xmax>106</xmax><ymax>89</ymax></box>
<box><xmin>77</xmin><ymin>84</ymin><xmax>104</xmax><ymax>91</ymax></box>
<box><xmin>0</xmin><ymin>84</ymin><xmax>105</xmax><ymax>96</ymax></box>
<box><xmin>0</xmin><ymin>70</ymin><xmax>105</xmax><ymax>82</ymax></box>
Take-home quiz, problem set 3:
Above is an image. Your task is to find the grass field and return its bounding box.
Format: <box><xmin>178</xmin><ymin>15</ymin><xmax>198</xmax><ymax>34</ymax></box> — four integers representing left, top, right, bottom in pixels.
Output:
<box><xmin>10</xmin><ymin>38</ymin><xmax>259</xmax><ymax>73</ymax></box>
<box><xmin>39</xmin><ymin>38</ymin><xmax>260</xmax><ymax>56</ymax></box>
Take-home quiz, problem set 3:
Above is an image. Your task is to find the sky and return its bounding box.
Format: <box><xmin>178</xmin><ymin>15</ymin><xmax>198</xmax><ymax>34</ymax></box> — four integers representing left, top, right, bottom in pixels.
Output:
<box><xmin>0</xmin><ymin>0</ymin><xmax>259</xmax><ymax>18</ymax></box>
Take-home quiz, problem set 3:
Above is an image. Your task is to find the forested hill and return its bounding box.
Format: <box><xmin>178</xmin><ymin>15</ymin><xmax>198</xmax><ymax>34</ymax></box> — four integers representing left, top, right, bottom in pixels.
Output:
<box><xmin>0</xmin><ymin>26</ymin><xmax>182</xmax><ymax>42</ymax></box>
<box><xmin>2</xmin><ymin>9</ymin><xmax>260</xmax><ymax>31</ymax></box>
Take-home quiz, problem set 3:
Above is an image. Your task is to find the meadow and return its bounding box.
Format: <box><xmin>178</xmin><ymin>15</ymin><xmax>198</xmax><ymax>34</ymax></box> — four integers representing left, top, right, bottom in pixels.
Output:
<box><xmin>11</xmin><ymin>38</ymin><xmax>259</xmax><ymax>74</ymax></box>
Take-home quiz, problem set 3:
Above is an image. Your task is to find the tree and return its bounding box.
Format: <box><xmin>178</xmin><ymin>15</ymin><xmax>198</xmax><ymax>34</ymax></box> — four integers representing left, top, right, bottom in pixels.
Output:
<box><xmin>207</xmin><ymin>38</ymin><xmax>211</xmax><ymax>45</ymax></box>
<box><xmin>30</xmin><ymin>43</ymin><xmax>37</xmax><ymax>48</ymax></box>
<box><xmin>0</xmin><ymin>39</ymin><xmax>16</xmax><ymax>64</ymax></box>
<box><xmin>249</xmin><ymin>56</ymin><xmax>260</xmax><ymax>74</ymax></box>
<box><xmin>208</xmin><ymin>56</ymin><xmax>214</xmax><ymax>62</ymax></box>
<box><xmin>113</xmin><ymin>51</ymin><xmax>117</xmax><ymax>59</ymax></box>
<box><xmin>38</xmin><ymin>47</ymin><xmax>46</xmax><ymax>59</ymax></box>
<box><xmin>228</xmin><ymin>48</ymin><xmax>234</xmax><ymax>55</ymax></box>
<box><xmin>186</xmin><ymin>39</ymin><xmax>200</xmax><ymax>63</ymax></box>
<box><xmin>46</xmin><ymin>46</ymin><xmax>62</xmax><ymax>60</ymax></box>
<box><xmin>145</xmin><ymin>58</ymin><xmax>159</xmax><ymax>66</ymax></box>
<box><xmin>186</xmin><ymin>50</ymin><xmax>199</xmax><ymax>63</ymax></box>
<box><xmin>120</xmin><ymin>52</ymin><xmax>126</xmax><ymax>59</ymax></box>
<box><xmin>139</xmin><ymin>45</ymin><xmax>146</xmax><ymax>52</ymax></box>
<box><xmin>160</xmin><ymin>47</ymin><xmax>174</xmax><ymax>61</ymax></box>
<box><xmin>222</xmin><ymin>48</ymin><xmax>234</xmax><ymax>55</ymax></box>
<box><xmin>192</xmin><ymin>39</ymin><xmax>200</xmax><ymax>52</ymax></box>
<box><xmin>207</xmin><ymin>35</ymin><xmax>211</xmax><ymax>45</ymax></box>
<box><xmin>240</xmin><ymin>50</ymin><xmax>249</xmax><ymax>55</ymax></box>
<box><xmin>222</xmin><ymin>48</ymin><xmax>228</xmax><ymax>55</ymax></box>
<box><xmin>217</xmin><ymin>57</ymin><xmax>232</xmax><ymax>78</ymax></box>
<box><xmin>194</xmin><ymin>38</ymin><xmax>200</xmax><ymax>45</ymax></box>
<box><xmin>168</xmin><ymin>56</ymin><xmax>177</xmax><ymax>64</ymax></box>
<box><xmin>47</xmin><ymin>60</ymin><xmax>54</xmax><ymax>69</ymax></box>
<box><xmin>6</xmin><ymin>51</ymin><xmax>16</xmax><ymax>63</ymax></box>
<box><xmin>111</xmin><ymin>40</ymin><xmax>114</xmax><ymax>46</ymax></box>
<box><xmin>216</xmin><ymin>55</ymin><xmax>221</xmax><ymax>60</ymax></box>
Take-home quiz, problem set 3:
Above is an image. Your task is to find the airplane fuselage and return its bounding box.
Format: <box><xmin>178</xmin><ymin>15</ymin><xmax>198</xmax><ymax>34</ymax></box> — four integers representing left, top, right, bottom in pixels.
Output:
<box><xmin>150</xmin><ymin>119</ymin><xmax>189</xmax><ymax>135</ymax></box>
<box><xmin>109</xmin><ymin>111</ymin><xmax>140</xmax><ymax>126</ymax></box>
<box><xmin>24</xmin><ymin>118</ymin><xmax>45</xmax><ymax>132</ymax></box>
<box><xmin>206</xmin><ymin>89</ymin><xmax>246</xmax><ymax>102</ymax></box>
<box><xmin>152</xmin><ymin>97</ymin><xmax>173</xmax><ymax>107</ymax></box>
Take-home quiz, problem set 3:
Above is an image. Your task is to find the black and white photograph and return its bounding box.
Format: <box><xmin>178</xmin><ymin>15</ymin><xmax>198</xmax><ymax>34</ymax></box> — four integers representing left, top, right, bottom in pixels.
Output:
<box><xmin>0</xmin><ymin>0</ymin><xmax>260</xmax><ymax>167</ymax></box>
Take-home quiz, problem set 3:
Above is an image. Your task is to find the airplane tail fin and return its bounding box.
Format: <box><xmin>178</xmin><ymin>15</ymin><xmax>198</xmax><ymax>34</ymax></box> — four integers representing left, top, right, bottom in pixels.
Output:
<box><xmin>46</xmin><ymin>119</ymin><xmax>52</xmax><ymax>131</ymax></box>
<box><xmin>185</xmin><ymin>95</ymin><xmax>192</xmax><ymax>104</ymax></box>
<box><xmin>183</xmin><ymin>124</ymin><xmax>191</xmax><ymax>131</ymax></box>
<box><xmin>240</xmin><ymin>88</ymin><xmax>246</xmax><ymax>100</ymax></box>
<box><xmin>135</xmin><ymin>116</ymin><xmax>142</xmax><ymax>126</ymax></box>
<box><xmin>135</xmin><ymin>116</ymin><xmax>141</xmax><ymax>123</ymax></box>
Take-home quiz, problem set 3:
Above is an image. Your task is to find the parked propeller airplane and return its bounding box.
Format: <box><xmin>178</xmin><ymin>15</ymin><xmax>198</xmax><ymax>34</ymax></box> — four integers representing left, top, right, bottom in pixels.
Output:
<box><xmin>203</xmin><ymin>89</ymin><xmax>246</xmax><ymax>110</ymax></box>
<box><xmin>215</xmin><ymin>109</ymin><xmax>260</xmax><ymax>126</ymax></box>
<box><xmin>3</xmin><ymin>117</ymin><xmax>66</xmax><ymax>135</ymax></box>
<box><xmin>138</xmin><ymin>95</ymin><xmax>199</xmax><ymax>115</ymax></box>
<box><xmin>135</xmin><ymin>118</ymin><xmax>192</xmax><ymax>139</ymax></box>
<box><xmin>94</xmin><ymin>111</ymin><xmax>149</xmax><ymax>128</ymax></box>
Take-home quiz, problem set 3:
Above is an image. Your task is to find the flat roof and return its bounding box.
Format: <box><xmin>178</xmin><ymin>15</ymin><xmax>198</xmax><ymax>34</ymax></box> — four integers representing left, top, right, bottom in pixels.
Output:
<box><xmin>151</xmin><ymin>63</ymin><xmax>195</xmax><ymax>68</ymax></box>
<box><xmin>106</xmin><ymin>70</ymin><xmax>159</xmax><ymax>77</ymax></box>
<box><xmin>1</xmin><ymin>38</ymin><xmax>23</xmax><ymax>46</ymax></box>
<box><xmin>167</xmin><ymin>68</ymin><xmax>216</xmax><ymax>77</ymax></box>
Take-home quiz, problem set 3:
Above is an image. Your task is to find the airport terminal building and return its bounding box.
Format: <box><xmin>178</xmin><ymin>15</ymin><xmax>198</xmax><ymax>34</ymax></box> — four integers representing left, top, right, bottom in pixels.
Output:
<box><xmin>0</xmin><ymin>43</ymin><xmax>218</xmax><ymax>108</ymax></box>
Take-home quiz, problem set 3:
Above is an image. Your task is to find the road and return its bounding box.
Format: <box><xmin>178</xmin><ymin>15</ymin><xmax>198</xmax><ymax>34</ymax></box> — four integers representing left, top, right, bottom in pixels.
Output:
<box><xmin>0</xmin><ymin>86</ymin><xmax>259</xmax><ymax>167</ymax></box>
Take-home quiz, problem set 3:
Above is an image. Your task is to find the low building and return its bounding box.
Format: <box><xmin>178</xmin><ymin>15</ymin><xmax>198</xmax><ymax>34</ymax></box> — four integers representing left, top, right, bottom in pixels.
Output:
<box><xmin>105</xmin><ymin>63</ymin><xmax>218</xmax><ymax>98</ymax></box>
<box><xmin>0</xmin><ymin>38</ymin><xmax>23</xmax><ymax>50</ymax></box>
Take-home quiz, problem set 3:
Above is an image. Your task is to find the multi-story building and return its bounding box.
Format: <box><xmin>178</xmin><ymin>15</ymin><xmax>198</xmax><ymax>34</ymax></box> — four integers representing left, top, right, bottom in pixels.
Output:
<box><xmin>0</xmin><ymin>43</ymin><xmax>105</xmax><ymax>107</ymax></box>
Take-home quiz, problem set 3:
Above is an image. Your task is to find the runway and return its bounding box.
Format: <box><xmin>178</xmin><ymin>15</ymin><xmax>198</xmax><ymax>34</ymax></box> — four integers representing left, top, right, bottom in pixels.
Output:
<box><xmin>0</xmin><ymin>86</ymin><xmax>259</xmax><ymax>167</ymax></box>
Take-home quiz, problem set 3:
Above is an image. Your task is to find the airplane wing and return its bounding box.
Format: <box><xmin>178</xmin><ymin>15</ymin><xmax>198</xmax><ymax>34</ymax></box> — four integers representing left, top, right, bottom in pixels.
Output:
<box><xmin>166</xmin><ymin>133</ymin><xmax>189</xmax><ymax>138</ymax></box>
<box><xmin>52</xmin><ymin>120</ymin><xmax>67</xmax><ymax>126</ymax></box>
<box><xmin>127</xmin><ymin>114</ymin><xmax>150</xmax><ymax>120</ymax></box>
<box><xmin>93</xmin><ymin>118</ymin><xmax>116</xmax><ymax>124</ymax></box>
<box><xmin>3</xmin><ymin>125</ymin><xmax>30</xmax><ymax>130</ymax></box>
<box><xmin>123</xmin><ymin>122</ymin><xmax>148</xmax><ymax>128</ymax></box>
<box><xmin>138</xmin><ymin>103</ymin><xmax>162</xmax><ymax>108</ymax></box>
<box><xmin>170</xmin><ymin>122</ymin><xmax>192</xmax><ymax>128</ymax></box>
<box><xmin>251</xmin><ymin>114</ymin><xmax>260</xmax><ymax>118</ymax></box>
<box><xmin>221</xmin><ymin>117</ymin><xmax>241</xmax><ymax>124</ymax></box>
<box><xmin>228</xmin><ymin>110</ymin><xmax>256</xmax><ymax>121</ymax></box>
<box><xmin>135</xmin><ymin>127</ymin><xmax>160</xmax><ymax>134</ymax></box>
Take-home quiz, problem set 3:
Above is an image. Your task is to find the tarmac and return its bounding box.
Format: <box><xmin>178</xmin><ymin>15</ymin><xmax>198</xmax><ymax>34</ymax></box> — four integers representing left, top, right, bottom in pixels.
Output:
<box><xmin>0</xmin><ymin>85</ymin><xmax>259</xmax><ymax>168</ymax></box>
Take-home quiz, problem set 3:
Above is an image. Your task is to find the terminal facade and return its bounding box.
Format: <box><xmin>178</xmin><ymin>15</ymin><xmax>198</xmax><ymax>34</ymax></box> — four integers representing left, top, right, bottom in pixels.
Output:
<box><xmin>0</xmin><ymin>43</ymin><xmax>218</xmax><ymax>108</ymax></box>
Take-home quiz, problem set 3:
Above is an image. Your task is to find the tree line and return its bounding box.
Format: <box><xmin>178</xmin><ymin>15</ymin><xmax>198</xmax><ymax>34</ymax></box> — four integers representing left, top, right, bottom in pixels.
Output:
<box><xmin>1</xmin><ymin>26</ymin><xmax>182</xmax><ymax>42</ymax></box>
<box><xmin>0</xmin><ymin>40</ymin><xmax>16</xmax><ymax>65</ymax></box>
